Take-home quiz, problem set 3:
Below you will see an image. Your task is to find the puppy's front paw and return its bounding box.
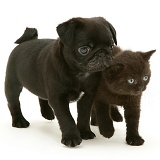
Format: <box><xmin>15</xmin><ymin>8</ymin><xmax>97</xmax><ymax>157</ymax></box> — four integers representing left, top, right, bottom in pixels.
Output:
<box><xmin>61</xmin><ymin>134</ymin><xmax>82</xmax><ymax>147</ymax></box>
<box><xmin>80</xmin><ymin>130</ymin><xmax>96</xmax><ymax>139</ymax></box>
<box><xmin>12</xmin><ymin>117</ymin><xmax>30</xmax><ymax>128</ymax></box>
<box><xmin>99</xmin><ymin>125</ymin><xmax>115</xmax><ymax>138</ymax></box>
<box><xmin>126</xmin><ymin>136</ymin><xmax>145</xmax><ymax>146</ymax></box>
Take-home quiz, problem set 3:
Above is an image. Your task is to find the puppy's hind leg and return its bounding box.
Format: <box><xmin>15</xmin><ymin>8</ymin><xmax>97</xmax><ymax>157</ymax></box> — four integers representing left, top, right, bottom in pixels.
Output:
<box><xmin>39</xmin><ymin>98</ymin><xmax>55</xmax><ymax>120</ymax></box>
<box><xmin>5</xmin><ymin>78</ymin><xmax>30</xmax><ymax>128</ymax></box>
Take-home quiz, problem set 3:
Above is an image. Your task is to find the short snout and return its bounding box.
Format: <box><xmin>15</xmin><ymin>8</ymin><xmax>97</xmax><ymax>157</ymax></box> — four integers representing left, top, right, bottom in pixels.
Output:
<box><xmin>96</xmin><ymin>49</ymin><xmax>113</xmax><ymax>60</ymax></box>
<box><xmin>131</xmin><ymin>85</ymin><xmax>145</xmax><ymax>95</ymax></box>
<box><xmin>96</xmin><ymin>50</ymin><xmax>113</xmax><ymax>68</ymax></box>
<box><xmin>86</xmin><ymin>49</ymin><xmax>113</xmax><ymax>72</ymax></box>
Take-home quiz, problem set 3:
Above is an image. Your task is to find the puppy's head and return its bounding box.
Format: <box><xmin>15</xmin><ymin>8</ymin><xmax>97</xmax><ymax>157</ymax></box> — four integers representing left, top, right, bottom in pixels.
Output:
<box><xmin>57</xmin><ymin>17</ymin><xmax>117</xmax><ymax>73</ymax></box>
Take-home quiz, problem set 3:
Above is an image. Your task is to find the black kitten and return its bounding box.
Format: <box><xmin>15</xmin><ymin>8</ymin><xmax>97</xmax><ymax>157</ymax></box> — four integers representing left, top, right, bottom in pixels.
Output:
<box><xmin>91</xmin><ymin>47</ymin><xmax>155</xmax><ymax>146</ymax></box>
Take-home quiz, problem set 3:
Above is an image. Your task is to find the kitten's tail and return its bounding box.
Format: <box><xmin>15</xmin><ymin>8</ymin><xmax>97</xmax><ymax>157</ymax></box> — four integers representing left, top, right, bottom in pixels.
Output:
<box><xmin>15</xmin><ymin>27</ymin><xmax>38</xmax><ymax>44</ymax></box>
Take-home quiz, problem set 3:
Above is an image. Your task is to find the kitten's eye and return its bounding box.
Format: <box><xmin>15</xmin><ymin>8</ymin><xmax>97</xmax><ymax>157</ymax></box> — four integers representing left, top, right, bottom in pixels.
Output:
<box><xmin>127</xmin><ymin>78</ymin><xmax>135</xmax><ymax>84</ymax></box>
<box><xmin>143</xmin><ymin>76</ymin><xmax>148</xmax><ymax>81</ymax></box>
<box><xmin>78</xmin><ymin>46</ymin><xmax>91</xmax><ymax>55</ymax></box>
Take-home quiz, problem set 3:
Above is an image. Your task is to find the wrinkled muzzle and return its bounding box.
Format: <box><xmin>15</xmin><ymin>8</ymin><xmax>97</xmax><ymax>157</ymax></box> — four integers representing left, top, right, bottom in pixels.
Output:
<box><xmin>87</xmin><ymin>50</ymin><xmax>113</xmax><ymax>72</ymax></box>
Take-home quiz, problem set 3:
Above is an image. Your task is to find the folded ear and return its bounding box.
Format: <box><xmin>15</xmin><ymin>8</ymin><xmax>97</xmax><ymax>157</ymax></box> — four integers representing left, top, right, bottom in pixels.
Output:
<box><xmin>141</xmin><ymin>49</ymin><xmax>156</xmax><ymax>61</ymax></box>
<box><xmin>56</xmin><ymin>18</ymin><xmax>83</xmax><ymax>46</ymax></box>
<box><xmin>109</xmin><ymin>22</ymin><xmax>117</xmax><ymax>45</ymax></box>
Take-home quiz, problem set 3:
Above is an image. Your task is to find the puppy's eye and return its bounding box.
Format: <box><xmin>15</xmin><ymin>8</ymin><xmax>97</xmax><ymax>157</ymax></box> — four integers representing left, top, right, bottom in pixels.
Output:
<box><xmin>127</xmin><ymin>78</ymin><xmax>135</xmax><ymax>84</ymax></box>
<box><xmin>78</xmin><ymin>46</ymin><xmax>90</xmax><ymax>55</ymax></box>
<box><xmin>143</xmin><ymin>76</ymin><xmax>148</xmax><ymax>81</ymax></box>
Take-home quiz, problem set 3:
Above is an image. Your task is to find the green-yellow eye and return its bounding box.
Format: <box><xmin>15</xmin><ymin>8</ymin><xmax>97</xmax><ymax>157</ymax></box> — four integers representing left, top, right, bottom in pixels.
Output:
<box><xmin>127</xmin><ymin>78</ymin><xmax>135</xmax><ymax>84</ymax></box>
<box><xmin>143</xmin><ymin>76</ymin><xmax>148</xmax><ymax>81</ymax></box>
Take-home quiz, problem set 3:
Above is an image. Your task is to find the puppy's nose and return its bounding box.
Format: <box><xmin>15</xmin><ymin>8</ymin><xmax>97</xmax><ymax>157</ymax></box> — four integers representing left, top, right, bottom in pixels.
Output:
<box><xmin>97</xmin><ymin>51</ymin><xmax>106</xmax><ymax>58</ymax></box>
<box><xmin>97</xmin><ymin>50</ymin><xmax>112</xmax><ymax>60</ymax></box>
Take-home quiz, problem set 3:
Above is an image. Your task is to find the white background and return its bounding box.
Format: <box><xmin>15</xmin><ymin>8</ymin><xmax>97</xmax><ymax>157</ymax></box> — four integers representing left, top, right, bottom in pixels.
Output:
<box><xmin>0</xmin><ymin>0</ymin><xmax>159</xmax><ymax>159</ymax></box>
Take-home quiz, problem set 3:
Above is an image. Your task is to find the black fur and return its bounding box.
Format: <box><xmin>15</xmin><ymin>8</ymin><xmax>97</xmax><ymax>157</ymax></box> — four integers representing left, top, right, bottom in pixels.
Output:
<box><xmin>91</xmin><ymin>47</ymin><xmax>155</xmax><ymax>146</ymax></box>
<box><xmin>5</xmin><ymin>17</ymin><xmax>117</xmax><ymax>147</ymax></box>
<box><xmin>15</xmin><ymin>27</ymin><xmax>38</xmax><ymax>44</ymax></box>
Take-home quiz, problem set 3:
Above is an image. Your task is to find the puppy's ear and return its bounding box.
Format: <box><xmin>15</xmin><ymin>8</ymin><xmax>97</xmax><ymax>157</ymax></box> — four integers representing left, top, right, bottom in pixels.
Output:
<box><xmin>57</xmin><ymin>18</ymin><xmax>83</xmax><ymax>46</ymax></box>
<box><xmin>109</xmin><ymin>23</ymin><xmax>117</xmax><ymax>45</ymax></box>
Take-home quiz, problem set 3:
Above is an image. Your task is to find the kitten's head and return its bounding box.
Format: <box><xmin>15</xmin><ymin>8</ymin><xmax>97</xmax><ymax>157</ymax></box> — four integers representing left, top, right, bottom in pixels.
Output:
<box><xmin>103</xmin><ymin>47</ymin><xmax>156</xmax><ymax>96</ymax></box>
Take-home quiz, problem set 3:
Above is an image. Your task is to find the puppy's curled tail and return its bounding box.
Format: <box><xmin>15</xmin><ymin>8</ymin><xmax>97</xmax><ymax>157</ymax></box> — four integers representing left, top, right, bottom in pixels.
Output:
<box><xmin>15</xmin><ymin>27</ymin><xmax>38</xmax><ymax>44</ymax></box>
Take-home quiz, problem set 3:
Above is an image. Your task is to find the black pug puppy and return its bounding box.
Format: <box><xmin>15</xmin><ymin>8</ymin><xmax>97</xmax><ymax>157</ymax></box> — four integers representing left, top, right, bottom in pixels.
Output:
<box><xmin>5</xmin><ymin>17</ymin><xmax>117</xmax><ymax>147</ymax></box>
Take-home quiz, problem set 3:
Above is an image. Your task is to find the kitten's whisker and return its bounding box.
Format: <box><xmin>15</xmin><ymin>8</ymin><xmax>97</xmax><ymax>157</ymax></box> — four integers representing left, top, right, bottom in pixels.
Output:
<box><xmin>142</xmin><ymin>86</ymin><xmax>160</xmax><ymax>108</ymax></box>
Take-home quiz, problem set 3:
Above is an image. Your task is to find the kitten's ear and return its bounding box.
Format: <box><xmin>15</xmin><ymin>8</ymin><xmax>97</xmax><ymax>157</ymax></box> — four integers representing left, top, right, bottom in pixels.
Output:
<box><xmin>106</xmin><ymin>63</ymin><xmax>124</xmax><ymax>76</ymax></box>
<box><xmin>141</xmin><ymin>50</ymin><xmax>156</xmax><ymax>61</ymax></box>
<box><xmin>112</xmin><ymin>46</ymin><xmax>122</xmax><ymax>57</ymax></box>
<box><xmin>57</xmin><ymin>18</ymin><xmax>83</xmax><ymax>46</ymax></box>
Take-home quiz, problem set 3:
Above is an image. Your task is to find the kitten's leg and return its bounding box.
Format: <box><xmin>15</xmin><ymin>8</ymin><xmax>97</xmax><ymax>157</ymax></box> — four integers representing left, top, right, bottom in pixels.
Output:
<box><xmin>94</xmin><ymin>101</ymin><xmax>114</xmax><ymax>138</ymax></box>
<box><xmin>38</xmin><ymin>98</ymin><xmax>55</xmax><ymax>120</ymax></box>
<box><xmin>110</xmin><ymin>105</ymin><xmax>123</xmax><ymax>122</ymax></box>
<box><xmin>124</xmin><ymin>103</ymin><xmax>144</xmax><ymax>146</ymax></box>
<box><xmin>5</xmin><ymin>77</ymin><xmax>29</xmax><ymax>128</ymax></box>
<box><xmin>91</xmin><ymin>104</ymin><xmax>123</xmax><ymax>125</ymax></box>
<box><xmin>90</xmin><ymin>105</ymin><xmax>98</xmax><ymax>126</ymax></box>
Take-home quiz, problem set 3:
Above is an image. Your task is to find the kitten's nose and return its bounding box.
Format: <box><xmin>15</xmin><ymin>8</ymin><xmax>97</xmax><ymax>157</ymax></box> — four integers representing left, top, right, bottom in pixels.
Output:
<box><xmin>138</xmin><ymin>85</ymin><xmax>144</xmax><ymax>90</ymax></box>
<box><xmin>136</xmin><ymin>85</ymin><xmax>144</xmax><ymax>93</ymax></box>
<box><xmin>135</xmin><ymin>90</ymin><xmax>142</xmax><ymax>94</ymax></box>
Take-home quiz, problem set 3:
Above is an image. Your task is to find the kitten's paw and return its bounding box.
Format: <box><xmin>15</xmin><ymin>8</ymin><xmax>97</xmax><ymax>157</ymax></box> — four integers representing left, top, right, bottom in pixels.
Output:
<box><xmin>61</xmin><ymin>134</ymin><xmax>82</xmax><ymax>147</ymax></box>
<box><xmin>12</xmin><ymin>117</ymin><xmax>30</xmax><ymax>128</ymax></box>
<box><xmin>99</xmin><ymin>125</ymin><xmax>115</xmax><ymax>138</ymax></box>
<box><xmin>111</xmin><ymin>110</ymin><xmax>123</xmax><ymax>122</ymax></box>
<box><xmin>126</xmin><ymin>136</ymin><xmax>145</xmax><ymax>146</ymax></box>
<box><xmin>90</xmin><ymin>118</ymin><xmax>98</xmax><ymax>126</ymax></box>
<box><xmin>80</xmin><ymin>130</ymin><xmax>96</xmax><ymax>139</ymax></box>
